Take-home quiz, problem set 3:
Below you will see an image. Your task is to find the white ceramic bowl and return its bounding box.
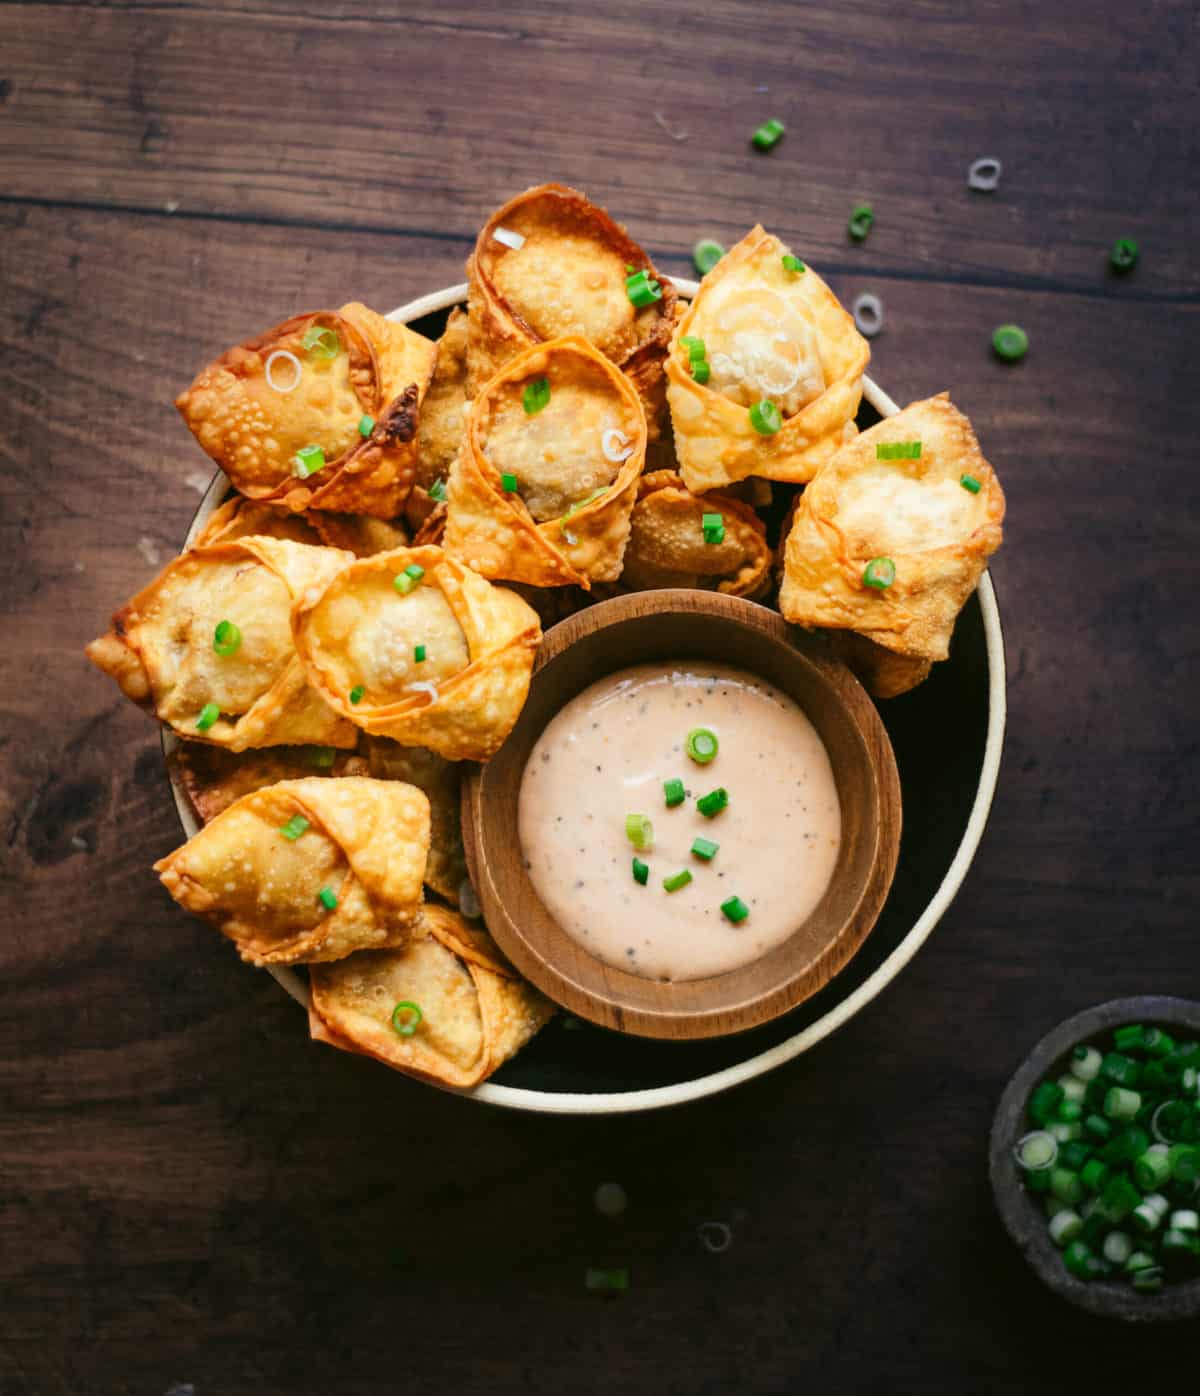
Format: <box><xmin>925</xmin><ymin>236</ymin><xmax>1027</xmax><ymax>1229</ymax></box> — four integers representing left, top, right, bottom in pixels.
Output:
<box><xmin>165</xmin><ymin>277</ymin><xmax>1006</xmax><ymax>1114</ymax></box>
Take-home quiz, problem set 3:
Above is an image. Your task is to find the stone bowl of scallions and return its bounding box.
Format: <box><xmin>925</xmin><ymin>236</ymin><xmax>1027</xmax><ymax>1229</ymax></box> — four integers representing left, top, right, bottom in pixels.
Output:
<box><xmin>990</xmin><ymin>997</ymin><xmax>1200</xmax><ymax>1322</ymax></box>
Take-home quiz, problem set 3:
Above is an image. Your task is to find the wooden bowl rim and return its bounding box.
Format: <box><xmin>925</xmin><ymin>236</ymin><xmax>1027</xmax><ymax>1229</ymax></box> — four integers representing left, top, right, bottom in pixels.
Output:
<box><xmin>461</xmin><ymin>591</ymin><xmax>902</xmax><ymax>1039</ymax></box>
<box><xmin>989</xmin><ymin>995</ymin><xmax>1200</xmax><ymax>1323</ymax></box>
<box><xmin>163</xmin><ymin>276</ymin><xmax>1008</xmax><ymax>1112</ymax></box>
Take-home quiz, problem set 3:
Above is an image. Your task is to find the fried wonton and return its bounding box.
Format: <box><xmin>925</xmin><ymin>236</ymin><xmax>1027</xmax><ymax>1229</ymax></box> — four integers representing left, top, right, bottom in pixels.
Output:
<box><xmin>362</xmin><ymin>737</ymin><xmax>467</xmax><ymax>906</ymax></box>
<box><xmin>667</xmin><ymin>227</ymin><xmax>869</xmax><ymax>490</ymax></box>
<box><xmin>86</xmin><ymin>538</ymin><xmax>357</xmax><ymax>750</ymax></box>
<box><xmin>293</xmin><ymin>545</ymin><xmax>541</xmax><ymax>762</ymax></box>
<box><xmin>827</xmin><ymin>631</ymin><xmax>933</xmax><ymax>700</ymax></box>
<box><xmin>192</xmin><ymin>497</ymin><xmax>326</xmax><ymax>548</ymax></box>
<box><xmin>620</xmin><ymin>471</ymin><xmax>772</xmax><ymax>599</ymax></box>
<box><xmin>155</xmin><ymin>777</ymin><xmax>430</xmax><ymax>966</ymax></box>
<box><xmin>175</xmin><ymin>302</ymin><xmax>436</xmax><ymax>517</ymax></box>
<box><xmin>193</xmin><ymin>495</ymin><xmax>407</xmax><ymax>557</ymax></box>
<box><xmin>444</xmin><ymin>335</ymin><xmax>646</xmax><ymax>588</ymax></box>
<box><xmin>467</xmin><ymin>183</ymin><xmax>678</xmax><ymax>433</ymax></box>
<box><xmin>779</xmin><ymin>394</ymin><xmax>1005</xmax><ymax>689</ymax></box>
<box><xmin>407</xmin><ymin>307</ymin><xmax>470</xmax><ymax>533</ymax></box>
<box><xmin>170</xmin><ymin>740</ymin><xmax>368</xmax><ymax>825</ymax></box>
<box><xmin>308</xmin><ymin>904</ymin><xmax>555</xmax><ymax>1088</ymax></box>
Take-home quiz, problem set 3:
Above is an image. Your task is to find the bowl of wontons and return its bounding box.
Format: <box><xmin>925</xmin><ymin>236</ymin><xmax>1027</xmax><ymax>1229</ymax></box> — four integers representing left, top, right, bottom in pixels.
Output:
<box><xmin>87</xmin><ymin>183</ymin><xmax>1006</xmax><ymax>1114</ymax></box>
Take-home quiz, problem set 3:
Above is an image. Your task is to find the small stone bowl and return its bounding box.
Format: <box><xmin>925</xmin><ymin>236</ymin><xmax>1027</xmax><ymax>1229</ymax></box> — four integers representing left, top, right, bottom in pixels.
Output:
<box><xmin>990</xmin><ymin>995</ymin><xmax>1200</xmax><ymax>1322</ymax></box>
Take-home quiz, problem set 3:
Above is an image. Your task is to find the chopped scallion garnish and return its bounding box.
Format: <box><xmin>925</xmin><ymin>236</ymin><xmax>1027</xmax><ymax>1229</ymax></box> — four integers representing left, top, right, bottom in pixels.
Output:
<box><xmin>721</xmin><ymin>895</ymin><xmax>749</xmax><ymax>923</ymax></box>
<box><xmin>960</xmin><ymin>474</ymin><xmax>982</xmax><ymax>494</ymax></box>
<box><xmin>584</xmin><ymin>1267</ymin><xmax>629</xmax><ymax>1294</ymax></box>
<box><xmin>692</xmin><ymin>239</ymin><xmax>724</xmax><ymax>275</ymax></box>
<box><xmin>1110</xmin><ymin>238</ymin><xmax>1138</xmax><ymax>272</ymax></box>
<box><xmin>279</xmin><ymin>814</ymin><xmax>309</xmax><ymax>841</ymax></box>
<box><xmin>429</xmin><ymin>478</ymin><xmax>448</xmax><ymax>502</ymax></box>
<box><xmin>349</xmin><ymin>685</ymin><xmax>365</xmax><ymax>705</ymax></box>
<box><xmin>992</xmin><ymin>324</ymin><xmax>1029</xmax><ymax>362</ymax></box>
<box><xmin>625</xmin><ymin>814</ymin><xmax>653</xmax><ymax>850</ymax></box>
<box><xmin>306</xmin><ymin>746</ymin><xmax>336</xmax><ymax>769</ymax></box>
<box><xmin>876</xmin><ymin>441</ymin><xmax>922</xmax><ymax>461</ymax></box>
<box><xmin>662</xmin><ymin>869</ymin><xmax>692</xmax><ymax>893</ymax></box>
<box><xmin>414</xmin><ymin>644</ymin><xmax>426</xmax><ymax>663</ymax></box>
<box><xmin>848</xmin><ymin>205</ymin><xmax>874</xmax><ymax>242</ymax></box>
<box><xmin>663</xmin><ymin>778</ymin><xmax>686</xmax><ymax>808</ymax></box>
<box><xmin>686</xmin><ymin>727</ymin><xmax>718</xmax><ymax>764</ymax></box>
<box><xmin>691</xmin><ymin>837</ymin><xmax>719</xmax><ymax>862</ymax></box>
<box><xmin>301</xmin><ymin>325</ymin><xmax>340</xmax><ymax>359</ymax></box>
<box><xmin>523</xmin><ymin>377</ymin><xmax>551</xmax><ymax>415</ymax></box>
<box><xmin>318</xmin><ymin>886</ymin><xmax>338</xmax><ymax>911</ymax></box>
<box><xmin>391</xmin><ymin>1000</ymin><xmax>422</xmax><ymax>1037</ymax></box>
<box><xmin>696</xmin><ymin>787</ymin><xmax>728</xmax><ymax>818</ymax></box>
<box><xmin>863</xmin><ymin>557</ymin><xmax>896</xmax><ymax>590</ymax></box>
<box><xmin>292</xmin><ymin>444</ymin><xmax>326</xmax><ymax>478</ymax></box>
<box><xmin>625</xmin><ymin>270</ymin><xmax>663</xmax><ymax>308</ymax></box>
<box><xmin>749</xmin><ymin>399</ymin><xmax>782</xmax><ymax>435</ymax></box>
<box><xmin>195</xmin><ymin>701</ymin><xmax>220</xmax><ymax>732</ymax></box>
<box><xmin>500</xmin><ymin>472</ymin><xmax>519</xmax><ymax>493</ymax></box>
<box><xmin>358</xmin><ymin>414</ymin><xmax>375</xmax><ymax>437</ymax></box>
<box><xmin>632</xmin><ymin>857</ymin><xmax>649</xmax><ymax>886</ymax></box>
<box><xmin>781</xmin><ymin>254</ymin><xmax>805</xmax><ymax>274</ymax></box>
<box><xmin>751</xmin><ymin>118</ymin><xmax>785</xmax><ymax>151</ymax></box>
<box><xmin>212</xmin><ymin>619</ymin><xmax>242</xmax><ymax>657</ymax></box>
<box><xmin>393</xmin><ymin>563</ymin><xmax>425</xmax><ymax>595</ymax></box>
<box><xmin>702</xmin><ymin>512</ymin><xmax>725</xmax><ymax>545</ymax></box>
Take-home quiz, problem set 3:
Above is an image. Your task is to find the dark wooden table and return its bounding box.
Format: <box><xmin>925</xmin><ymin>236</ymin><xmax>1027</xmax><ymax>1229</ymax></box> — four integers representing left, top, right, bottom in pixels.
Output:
<box><xmin>3</xmin><ymin>3</ymin><xmax>1198</xmax><ymax>1391</ymax></box>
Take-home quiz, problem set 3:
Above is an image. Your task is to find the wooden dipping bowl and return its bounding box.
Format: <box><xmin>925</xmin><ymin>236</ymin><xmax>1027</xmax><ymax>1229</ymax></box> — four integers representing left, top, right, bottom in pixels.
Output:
<box><xmin>462</xmin><ymin>591</ymin><xmax>902</xmax><ymax>1040</ymax></box>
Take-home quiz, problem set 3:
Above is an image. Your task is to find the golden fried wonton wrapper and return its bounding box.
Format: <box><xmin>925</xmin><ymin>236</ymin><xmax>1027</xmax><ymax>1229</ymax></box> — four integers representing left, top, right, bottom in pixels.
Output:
<box><xmin>170</xmin><ymin>740</ymin><xmax>368</xmax><ymax>825</ymax></box>
<box><xmin>362</xmin><ymin>737</ymin><xmax>467</xmax><ymax>906</ymax></box>
<box><xmin>667</xmin><ymin>226</ymin><xmax>869</xmax><ymax>490</ymax></box>
<box><xmin>176</xmin><ymin>302</ymin><xmax>436</xmax><ymax>517</ymax></box>
<box><xmin>621</xmin><ymin>471</ymin><xmax>772</xmax><ymax>599</ymax></box>
<box><xmin>827</xmin><ymin>631</ymin><xmax>933</xmax><ymax>700</ymax></box>
<box><xmin>444</xmin><ymin>335</ymin><xmax>646</xmax><ymax>588</ymax></box>
<box><xmin>467</xmin><ymin>183</ymin><xmax>678</xmax><ymax>432</ymax></box>
<box><xmin>155</xmin><ymin>777</ymin><xmax>430</xmax><ymax>966</ymax></box>
<box><xmin>192</xmin><ymin>495</ymin><xmax>406</xmax><ymax>557</ymax></box>
<box><xmin>293</xmin><ymin>545</ymin><xmax>541</xmax><ymax>762</ymax></box>
<box><xmin>86</xmin><ymin>538</ymin><xmax>357</xmax><ymax>750</ymax></box>
<box><xmin>308</xmin><ymin>904</ymin><xmax>555</xmax><ymax>1088</ymax></box>
<box><xmin>779</xmin><ymin>393</ymin><xmax>1005</xmax><ymax>677</ymax></box>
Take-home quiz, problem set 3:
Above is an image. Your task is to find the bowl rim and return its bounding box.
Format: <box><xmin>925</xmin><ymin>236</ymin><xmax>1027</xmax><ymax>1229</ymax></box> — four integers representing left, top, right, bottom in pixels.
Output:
<box><xmin>163</xmin><ymin>275</ymin><xmax>1007</xmax><ymax>1114</ymax></box>
<box><xmin>988</xmin><ymin>995</ymin><xmax>1200</xmax><ymax>1322</ymax></box>
<box><xmin>462</xmin><ymin>590</ymin><xmax>903</xmax><ymax>1039</ymax></box>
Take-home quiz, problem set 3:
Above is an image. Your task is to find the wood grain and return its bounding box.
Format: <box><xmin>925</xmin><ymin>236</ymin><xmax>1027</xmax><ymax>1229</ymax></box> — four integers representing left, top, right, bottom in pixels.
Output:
<box><xmin>2</xmin><ymin>2</ymin><xmax>1199</xmax><ymax>1391</ymax></box>
<box><xmin>465</xmin><ymin>591</ymin><xmax>902</xmax><ymax>1038</ymax></box>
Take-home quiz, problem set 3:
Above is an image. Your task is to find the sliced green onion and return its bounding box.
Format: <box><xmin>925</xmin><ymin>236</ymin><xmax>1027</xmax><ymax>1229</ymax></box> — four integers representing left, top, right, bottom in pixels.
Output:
<box><xmin>781</xmin><ymin>254</ymin><xmax>805</xmax><ymax>274</ymax></box>
<box><xmin>349</xmin><ymin>685</ymin><xmax>365</xmax><ymax>705</ymax></box>
<box><xmin>1049</xmin><ymin>1121</ymin><xmax>1083</xmax><ymax>1143</ymax></box>
<box><xmin>875</xmin><ymin>441</ymin><xmax>922</xmax><ymax>461</ymax></box>
<box><xmin>1105</xmin><ymin>1086</ymin><xmax>1143</xmax><ymax>1121</ymax></box>
<box><xmin>1016</xmin><ymin>1130</ymin><xmax>1059</xmax><ymax>1171</ymax></box>
<box><xmin>305</xmin><ymin>745</ymin><xmax>337</xmax><ymax>769</ymax></box>
<box><xmin>680</xmin><ymin>335</ymin><xmax>707</xmax><ymax>363</ymax></box>
<box><xmin>302</xmin><ymin>325</ymin><xmax>340</xmax><ymax>359</ymax></box>
<box><xmin>1134</xmin><ymin>1148</ymin><xmax>1172</xmax><ymax>1191</ymax></box>
<box><xmin>992</xmin><ymin>324</ymin><xmax>1029</xmax><ymax>362</ymax></box>
<box><xmin>1057</xmin><ymin>1074</ymin><xmax>1088</xmax><ymax>1104</ymax></box>
<box><xmin>1062</xmin><ymin>1239</ymin><xmax>1096</xmax><ymax>1279</ymax></box>
<box><xmin>1101</xmin><ymin>1125</ymin><xmax>1150</xmax><ymax>1165</ymax></box>
<box><xmin>1103</xmin><ymin>1231</ymin><xmax>1133</xmax><ymax>1265</ymax></box>
<box><xmin>1084</xmin><ymin>1113</ymin><xmax>1113</xmax><ymax>1142</ymax></box>
<box><xmin>500</xmin><ymin>472</ymin><xmax>519</xmax><ymax>494</ymax></box>
<box><xmin>584</xmin><ymin>1267</ymin><xmax>629</xmax><ymax>1294</ymax></box>
<box><xmin>960</xmin><ymin>473</ymin><xmax>982</xmax><ymax>494</ymax></box>
<box><xmin>702</xmin><ymin>512</ymin><xmax>725</xmax><ymax>545</ymax></box>
<box><xmin>663</xmin><ymin>869</ymin><xmax>692</xmax><ymax>893</ymax></box>
<box><xmin>1049</xmin><ymin>1210</ymin><xmax>1083</xmax><ymax>1247</ymax></box>
<box><xmin>560</xmin><ymin>487</ymin><xmax>609</xmax><ymax>535</ymax></box>
<box><xmin>279</xmin><ymin>814</ymin><xmax>310</xmax><ymax>841</ymax></box>
<box><xmin>1099</xmin><ymin>1173</ymin><xmax>1142</xmax><ymax>1221</ymax></box>
<box><xmin>195</xmin><ymin>701</ymin><xmax>220</xmax><ymax>732</ymax></box>
<box><xmin>1080</xmin><ymin>1157</ymin><xmax>1109</xmax><ymax>1193</ymax></box>
<box><xmin>1132</xmin><ymin>1200</ymin><xmax>1164</xmax><ymax>1234</ymax></box>
<box><xmin>292</xmin><ymin>443</ymin><xmax>326</xmax><ymax>478</ymax></box>
<box><xmin>414</xmin><ymin>644</ymin><xmax>426</xmax><ymax>663</ymax></box>
<box><xmin>847</xmin><ymin>204</ymin><xmax>874</xmax><ymax>242</ymax></box>
<box><xmin>1049</xmin><ymin>1167</ymin><xmax>1084</xmax><ymax>1204</ymax></box>
<box><xmin>697</xmin><ymin>787</ymin><xmax>728</xmax><ymax>818</ymax></box>
<box><xmin>1029</xmin><ymin>1081</ymin><xmax>1065</xmax><ymax>1125</ymax></box>
<box><xmin>692</xmin><ymin>239</ymin><xmax>724</xmax><ymax>275</ymax></box>
<box><xmin>391</xmin><ymin>1000</ymin><xmax>422</xmax><ymax>1036</ymax></box>
<box><xmin>1059</xmin><ymin>1139</ymin><xmax>1091</xmax><ymax>1171</ymax></box>
<box><xmin>749</xmin><ymin>399</ymin><xmax>782</xmax><ymax>435</ymax></box>
<box><xmin>428</xmin><ymin>477</ymin><xmax>448</xmax><ymax>502</ymax></box>
<box><xmin>721</xmin><ymin>895</ymin><xmax>749</xmax><ymax>923</ymax></box>
<box><xmin>691</xmin><ymin>837</ymin><xmax>719</xmax><ymax>862</ymax></box>
<box><xmin>625</xmin><ymin>271</ymin><xmax>663</xmax><ymax>308</ymax></box>
<box><xmin>686</xmin><ymin>727</ymin><xmax>719</xmax><ymax>764</ymax></box>
<box><xmin>1102</xmin><ymin>1051</ymin><xmax>1141</xmax><ymax>1086</ymax></box>
<box><xmin>632</xmin><ymin>857</ymin><xmax>649</xmax><ymax>886</ymax></box>
<box><xmin>212</xmin><ymin>619</ymin><xmax>242</xmax><ymax>657</ymax></box>
<box><xmin>1170</xmin><ymin>1208</ymin><xmax>1199</xmax><ymax>1232</ymax></box>
<box><xmin>393</xmin><ymin>563</ymin><xmax>425</xmax><ymax>595</ymax></box>
<box><xmin>1056</xmin><ymin>1099</ymin><xmax>1084</xmax><ymax>1124</ymax></box>
<box><xmin>1168</xmin><ymin>1144</ymin><xmax>1200</xmax><ymax>1184</ymax></box>
<box><xmin>357</xmin><ymin>414</ymin><xmax>375</xmax><ymax>437</ymax></box>
<box><xmin>625</xmin><ymin>814</ymin><xmax>653</xmax><ymax>850</ymax></box>
<box><xmin>1110</xmin><ymin>237</ymin><xmax>1138</xmax><ymax>272</ymax></box>
<box><xmin>751</xmin><ymin>118</ymin><xmax>785</xmax><ymax>151</ymax></box>
<box><xmin>318</xmin><ymin>886</ymin><xmax>338</xmax><ymax>911</ymax></box>
<box><xmin>663</xmin><ymin>778</ymin><xmax>686</xmax><ymax>808</ymax></box>
<box><xmin>863</xmin><ymin>557</ymin><xmax>896</xmax><ymax>590</ymax></box>
<box><xmin>690</xmin><ymin>359</ymin><xmax>711</xmax><ymax>385</ymax></box>
<box><xmin>523</xmin><ymin>377</ymin><xmax>551</xmax><ymax>415</ymax></box>
<box><xmin>1113</xmin><ymin>1023</ymin><xmax>1146</xmax><ymax>1051</ymax></box>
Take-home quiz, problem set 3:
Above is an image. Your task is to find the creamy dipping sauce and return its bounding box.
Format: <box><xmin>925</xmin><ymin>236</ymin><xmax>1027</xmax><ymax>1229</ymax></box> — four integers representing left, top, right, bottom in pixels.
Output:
<box><xmin>518</xmin><ymin>662</ymin><xmax>841</xmax><ymax>981</ymax></box>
